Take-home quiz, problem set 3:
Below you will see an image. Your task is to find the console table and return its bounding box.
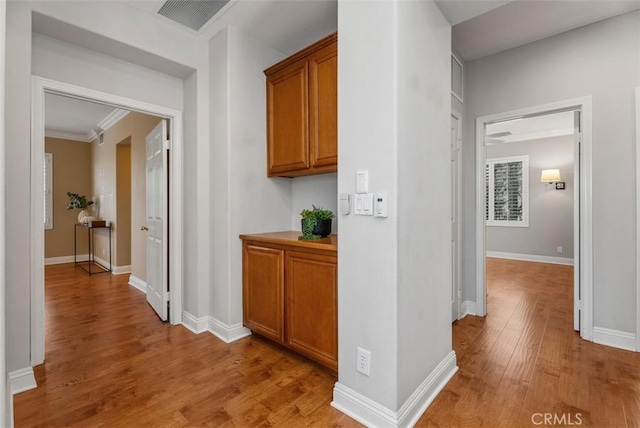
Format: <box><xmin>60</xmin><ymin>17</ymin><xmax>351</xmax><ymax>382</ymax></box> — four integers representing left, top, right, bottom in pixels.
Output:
<box><xmin>74</xmin><ymin>223</ymin><xmax>112</xmax><ymax>275</ymax></box>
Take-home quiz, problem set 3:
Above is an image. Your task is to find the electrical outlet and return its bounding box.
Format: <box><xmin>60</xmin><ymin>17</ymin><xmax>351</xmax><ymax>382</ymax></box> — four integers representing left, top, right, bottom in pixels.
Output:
<box><xmin>102</xmin><ymin>248</ymin><xmax>106</xmax><ymax>256</ymax></box>
<box><xmin>557</xmin><ymin>246</ymin><xmax>563</xmax><ymax>254</ymax></box>
<box><xmin>356</xmin><ymin>347</ymin><xmax>371</xmax><ymax>376</ymax></box>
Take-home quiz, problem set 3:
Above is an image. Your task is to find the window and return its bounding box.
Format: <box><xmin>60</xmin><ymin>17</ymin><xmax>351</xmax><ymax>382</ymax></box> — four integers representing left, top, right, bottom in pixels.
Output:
<box><xmin>44</xmin><ymin>153</ymin><xmax>53</xmax><ymax>230</ymax></box>
<box><xmin>451</xmin><ymin>53</ymin><xmax>463</xmax><ymax>103</ymax></box>
<box><xmin>485</xmin><ymin>155</ymin><xmax>529</xmax><ymax>227</ymax></box>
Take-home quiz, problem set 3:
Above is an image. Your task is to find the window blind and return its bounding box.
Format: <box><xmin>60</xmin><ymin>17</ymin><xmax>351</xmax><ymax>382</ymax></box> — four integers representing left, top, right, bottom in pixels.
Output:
<box><xmin>485</xmin><ymin>155</ymin><xmax>529</xmax><ymax>227</ymax></box>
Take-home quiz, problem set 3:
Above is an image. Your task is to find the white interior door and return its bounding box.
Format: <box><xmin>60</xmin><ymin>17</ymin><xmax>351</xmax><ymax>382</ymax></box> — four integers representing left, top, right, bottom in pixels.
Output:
<box><xmin>451</xmin><ymin>113</ymin><xmax>462</xmax><ymax>322</ymax></box>
<box><xmin>145</xmin><ymin>120</ymin><xmax>169</xmax><ymax>321</ymax></box>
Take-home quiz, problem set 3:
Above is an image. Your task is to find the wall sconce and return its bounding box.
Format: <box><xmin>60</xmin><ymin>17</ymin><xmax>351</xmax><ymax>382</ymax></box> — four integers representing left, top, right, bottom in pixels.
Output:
<box><xmin>541</xmin><ymin>169</ymin><xmax>565</xmax><ymax>190</ymax></box>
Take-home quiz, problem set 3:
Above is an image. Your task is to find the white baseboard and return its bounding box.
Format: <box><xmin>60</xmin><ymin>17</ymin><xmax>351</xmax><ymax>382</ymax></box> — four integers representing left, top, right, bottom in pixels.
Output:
<box><xmin>128</xmin><ymin>275</ymin><xmax>147</xmax><ymax>294</ymax></box>
<box><xmin>92</xmin><ymin>255</ymin><xmax>130</xmax><ymax>274</ymax></box>
<box><xmin>44</xmin><ymin>254</ymin><xmax>88</xmax><ymax>265</ymax></box>
<box><xmin>331</xmin><ymin>351</ymin><xmax>458</xmax><ymax>427</ymax></box>
<box><xmin>9</xmin><ymin>367</ymin><xmax>37</xmax><ymax>395</ymax></box>
<box><xmin>111</xmin><ymin>265</ymin><xmax>131</xmax><ymax>275</ymax></box>
<box><xmin>460</xmin><ymin>300</ymin><xmax>477</xmax><ymax>318</ymax></box>
<box><xmin>182</xmin><ymin>311</ymin><xmax>208</xmax><ymax>334</ymax></box>
<box><xmin>487</xmin><ymin>251</ymin><xmax>574</xmax><ymax>266</ymax></box>
<box><xmin>592</xmin><ymin>326</ymin><xmax>636</xmax><ymax>352</ymax></box>
<box><xmin>181</xmin><ymin>311</ymin><xmax>252</xmax><ymax>343</ymax></box>
<box><xmin>208</xmin><ymin>317</ymin><xmax>252</xmax><ymax>343</ymax></box>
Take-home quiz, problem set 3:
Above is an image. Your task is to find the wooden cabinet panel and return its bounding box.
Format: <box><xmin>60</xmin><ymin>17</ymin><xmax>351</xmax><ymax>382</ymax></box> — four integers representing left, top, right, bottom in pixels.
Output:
<box><xmin>242</xmin><ymin>244</ymin><xmax>285</xmax><ymax>343</ymax></box>
<box><xmin>240</xmin><ymin>233</ymin><xmax>337</xmax><ymax>371</ymax></box>
<box><xmin>266</xmin><ymin>61</ymin><xmax>309</xmax><ymax>175</ymax></box>
<box><xmin>264</xmin><ymin>33</ymin><xmax>337</xmax><ymax>178</ymax></box>
<box><xmin>309</xmin><ymin>43</ymin><xmax>338</xmax><ymax>169</ymax></box>
<box><xmin>286</xmin><ymin>251</ymin><xmax>338</xmax><ymax>371</ymax></box>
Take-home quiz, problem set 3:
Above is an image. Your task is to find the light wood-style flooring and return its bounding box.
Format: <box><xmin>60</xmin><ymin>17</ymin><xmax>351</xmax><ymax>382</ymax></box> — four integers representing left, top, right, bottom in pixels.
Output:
<box><xmin>14</xmin><ymin>259</ymin><xmax>640</xmax><ymax>427</ymax></box>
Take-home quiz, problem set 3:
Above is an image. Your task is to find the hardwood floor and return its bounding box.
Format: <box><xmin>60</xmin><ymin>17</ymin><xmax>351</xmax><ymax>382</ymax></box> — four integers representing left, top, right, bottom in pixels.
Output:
<box><xmin>14</xmin><ymin>264</ymin><xmax>357</xmax><ymax>427</ymax></box>
<box><xmin>418</xmin><ymin>258</ymin><xmax>640</xmax><ymax>427</ymax></box>
<box><xmin>14</xmin><ymin>259</ymin><xmax>640</xmax><ymax>427</ymax></box>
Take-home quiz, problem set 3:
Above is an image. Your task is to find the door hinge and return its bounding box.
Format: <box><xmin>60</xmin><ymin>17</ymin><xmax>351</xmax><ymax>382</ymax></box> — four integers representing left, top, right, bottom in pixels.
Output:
<box><xmin>576</xmin><ymin>299</ymin><xmax>582</xmax><ymax>310</ymax></box>
<box><xmin>164</xmin><ymin>139</ymin><xmax>171</xmax><ymax>151</ymax></box>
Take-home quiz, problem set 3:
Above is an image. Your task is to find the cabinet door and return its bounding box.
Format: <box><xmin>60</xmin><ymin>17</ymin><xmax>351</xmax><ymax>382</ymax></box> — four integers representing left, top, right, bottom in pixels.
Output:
<box><xmin>266</xmin><ymin>61</ymin><xmax>309</xmax><ymax>176</ymax></box>
<box><xmin>286</xmin><ymin>251</ymin><xmax>337</xmax><ymax>370</ymax></box>
<box><xmin>308</xmin><ymin>41</ymin><xmax>337</xmax><ymax>171</ymax></box>
<box><xmin>243</xmin><ymin>244</ymin><xmax>285</xmax><ymax>343</ymax></box>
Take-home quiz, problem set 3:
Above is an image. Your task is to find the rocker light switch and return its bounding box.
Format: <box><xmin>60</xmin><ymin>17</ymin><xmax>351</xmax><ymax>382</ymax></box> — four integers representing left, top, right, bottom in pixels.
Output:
<box><xmin>354</xmin><ymin>193</ymin><xmax>373</xmax><ymax>216</ymax></box>
<box><xmin>356</xmin><ymin>171</ymin><xmax>369</xmax><ymax>194</ymax></box>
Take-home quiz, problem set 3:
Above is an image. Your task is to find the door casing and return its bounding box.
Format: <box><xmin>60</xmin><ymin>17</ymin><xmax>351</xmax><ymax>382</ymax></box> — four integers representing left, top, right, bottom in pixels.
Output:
<box><xmin>636</xmin><ymin>87</ymin><xmax>640</xmax><ymax>352</ymax></box>
<box><xmin>451</xmin><ymin>109</ymin><xmax>462</xmax><ymax>321</ymax></box>
<box><xmin>475</xmin><ymin>97</ymin><xmax>593</xmax><ymax>341</ymax></box>
<box><xmin>30</xmin><ymin>76</ymin><xmax>184</xmax><ymax>365</ymax></box>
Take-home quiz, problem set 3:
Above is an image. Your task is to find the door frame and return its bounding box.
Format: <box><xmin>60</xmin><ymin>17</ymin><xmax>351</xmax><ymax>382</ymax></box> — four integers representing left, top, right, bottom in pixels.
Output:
<box><xmin>475</xmin><ymin>96</ymin><xmax>593</xmax><ymax>341</ymax></box>
<box><xmin>636</xmin><ymin>87</ymin><xmax>640</xmax><ymax>352</ymax></box>
<box><xmin>451</xmin><ymin>108</ymin><xmax>462</xmax><ymax>320</ymax></box>
<box><xmin>30</xmin><ymin>76</ymin><xmax>184</xmax><ymax>365</ymax></box>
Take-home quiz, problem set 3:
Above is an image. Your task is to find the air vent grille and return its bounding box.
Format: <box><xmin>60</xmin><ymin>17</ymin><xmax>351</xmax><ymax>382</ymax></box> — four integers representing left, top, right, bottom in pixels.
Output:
<box><xmin>158</xmin><ymin>0</ymin><xmax>230</xmax><ymax>31</ymax></box>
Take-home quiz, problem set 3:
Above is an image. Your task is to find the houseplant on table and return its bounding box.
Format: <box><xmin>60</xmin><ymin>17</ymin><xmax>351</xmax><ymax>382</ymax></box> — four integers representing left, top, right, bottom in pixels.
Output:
<box><xmin>299</xmin><ymin>205</ymin><xmax>334</xmax><ymax>240</ymax></box>
<box><xmin>66</xmin><ymin>192</ymin><xmax>95</xmax><ymax>225</ymax></box>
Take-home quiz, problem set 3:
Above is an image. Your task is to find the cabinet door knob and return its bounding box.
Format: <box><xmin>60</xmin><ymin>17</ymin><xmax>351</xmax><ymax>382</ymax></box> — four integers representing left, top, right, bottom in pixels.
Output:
<box><xmin>140</xmin><ymin>226</ymin><xmax>149</xmax><ymax>231</ymax></box>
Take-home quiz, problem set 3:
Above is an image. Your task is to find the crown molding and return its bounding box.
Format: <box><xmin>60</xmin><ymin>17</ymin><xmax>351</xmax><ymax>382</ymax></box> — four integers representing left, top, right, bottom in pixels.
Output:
<box><xmin>97</xmin><ymin>109</ymin><xmax>129</xmax><ymax>132</ymax></box>
<box><xmin>44</xmin><ymin>130</ymin><xmax>92</xmax><ymax>143</ymax></box>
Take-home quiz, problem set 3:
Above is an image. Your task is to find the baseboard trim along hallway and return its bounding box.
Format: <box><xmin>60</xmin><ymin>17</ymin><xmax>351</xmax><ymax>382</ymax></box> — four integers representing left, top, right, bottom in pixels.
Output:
<box><xmin>9</xmin><ymin>367</ymin><xmax>37</xmax><ymax>395</ymax></box>
<box><xmin>331</xmin><ymin>351</ymin><xmax>458</xmax><ymax>427</ymax></box>
<box><xmin>182</xmin><ymin>311</ymin><xmax>252</xmax><ymax>344</ymax></box>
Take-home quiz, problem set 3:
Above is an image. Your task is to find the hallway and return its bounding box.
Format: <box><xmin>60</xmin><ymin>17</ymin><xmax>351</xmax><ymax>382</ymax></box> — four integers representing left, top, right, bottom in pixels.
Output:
<box><xmin>13</xmin><ymin>260</ymin><xmax>640</xmax><ymax>426</ymax></box>
<box><xmin>419</xmin><ymin>258</ymin><xmax>640</xmax><ymax>427</ymax></box>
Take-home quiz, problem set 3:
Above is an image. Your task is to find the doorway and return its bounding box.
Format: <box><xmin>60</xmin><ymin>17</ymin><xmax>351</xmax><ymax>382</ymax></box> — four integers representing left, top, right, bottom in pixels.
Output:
<box><xmin>31</xmin><ymin>77</ymin><xmax>185</xmax><ymax>365</ymax></box>
<box><xmin>451</xmin><ymin>110</ymin><xmax>462</xmax><ymax>322</ymax></box>
<box><xmin>475</xmin><ymin>97</ymin><xmax>593</xmax><ymax>340</ymax></box>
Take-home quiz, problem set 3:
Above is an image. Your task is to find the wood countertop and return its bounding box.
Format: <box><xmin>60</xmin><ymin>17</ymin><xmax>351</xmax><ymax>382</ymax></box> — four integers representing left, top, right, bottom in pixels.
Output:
<box><xmin>239</xmin><ymin>231</ymin><xmax>337</xmax><ymax>253</ymax></box>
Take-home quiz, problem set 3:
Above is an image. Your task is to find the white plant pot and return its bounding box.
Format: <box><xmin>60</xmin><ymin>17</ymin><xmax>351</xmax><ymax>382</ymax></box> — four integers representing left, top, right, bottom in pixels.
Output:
<box><xmin>78</xmin><ymin>210</ymin><xmax>95</xmax><ymax>225</ymax></box>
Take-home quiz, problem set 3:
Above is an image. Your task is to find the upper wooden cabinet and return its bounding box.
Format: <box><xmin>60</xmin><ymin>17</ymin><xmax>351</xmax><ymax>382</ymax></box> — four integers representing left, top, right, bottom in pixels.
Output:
<box><xmin>265</xmin><ymin>33</ymin><xmax>337</xmax><ymax>178</ymax></box>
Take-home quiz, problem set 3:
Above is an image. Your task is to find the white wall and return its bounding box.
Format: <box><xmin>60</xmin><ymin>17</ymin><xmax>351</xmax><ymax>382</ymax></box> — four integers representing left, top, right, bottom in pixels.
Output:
<box><xmin>336</xmin><ymin>0</ymin><xmax>453</xmax><ymax>424</ymax></box>
<box><xmin>5</xmin><ymin>0</ymin><xmax>208</xmax><ymax>373</ymax></box>
<box><xmin>463</xmin><ymin>11</ymin><xmax>640</xmax><ymax>333</ymax></box>
<box><xmin>31</xmin><ymin>34</ymin><xmax>184</xmax><ymax>110</ymax></box>
<box><xmin>209</xmin><ymin>26</ymin><xmax>293</xmax><ymax>331</ymax></box>
<box><xmin>291</xmin><ymin>173</ymin><xmax>338</xmax><ymax>234</ymax></box>
<box><xmin>396</xmin><ymin>0</ymin><xmax>452</xmax><ymax>405</ymax></box>
<box><xmin>337</xmin><ymin>0</ymin><xmax>401</xmax><ymax>410</ymax></box>
<box><xmin>487</xmin><ymin>135</ymin><xmax>574</xmax><ymax>258</ymax></box>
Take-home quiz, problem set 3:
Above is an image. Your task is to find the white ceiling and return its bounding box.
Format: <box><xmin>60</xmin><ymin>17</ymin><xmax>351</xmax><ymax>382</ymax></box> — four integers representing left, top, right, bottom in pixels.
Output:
<box><xmin>485</xmin><ymin>110</ymin><xmax>575</xmax><ymax>144</ymax></box>
<box><xmin>43</xmin><ymin>0</ymin><xmax>640</xmax><ymax>136</ymax></box>
<box><xmin>434</xmin><ymin>0</ymin><xmax>512</xmax><ymax>26</ymax></box>
<box><xmin>449</xmin><ymin>0</ymin><xmax>640</xmax><ymax>61</ymax></box>
<box><xmin>45</xmin><ymin>94</ymin><xmax>127</xmax><ymax>142</ymax></box>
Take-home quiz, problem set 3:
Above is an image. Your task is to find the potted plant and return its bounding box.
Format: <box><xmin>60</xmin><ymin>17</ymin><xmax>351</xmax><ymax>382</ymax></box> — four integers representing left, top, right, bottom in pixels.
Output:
<box><xmin>299</xmin><ymin>205</ymin><xmax>334</xmax><ymax>240</ymax></box>
<box><xmin>66</xmin><ymin>192</ymin><xmax>95</xmax><ymax>225</ymax></box>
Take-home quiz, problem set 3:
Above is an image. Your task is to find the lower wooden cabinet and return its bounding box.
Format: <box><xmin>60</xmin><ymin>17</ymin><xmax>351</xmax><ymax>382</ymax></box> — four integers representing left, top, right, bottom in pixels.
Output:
<box><xmin>286</xmin><ymin>251</ymin><xmax>337</xmax><ymax>370</ymax></box>
<box><xmin>242</xmin><ymin>245</ymin><xmax>284</xmax><ymax>343</ymax></box>
<box><xmin>240</xmin><ymin>232</ymin><xmax>337</xmax><ymax>371</ymax></box>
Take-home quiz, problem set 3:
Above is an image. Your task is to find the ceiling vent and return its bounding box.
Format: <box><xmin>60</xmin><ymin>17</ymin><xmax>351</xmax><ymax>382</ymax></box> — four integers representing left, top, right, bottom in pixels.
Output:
<box><xmin>158</xmin><ymin>0</ymin><xmax>231</xmax><ymax>31</ymax></box>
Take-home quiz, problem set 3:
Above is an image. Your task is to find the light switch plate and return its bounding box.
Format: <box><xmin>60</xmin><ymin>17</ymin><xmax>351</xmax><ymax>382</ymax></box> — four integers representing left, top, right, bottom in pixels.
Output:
<box><xmin>356</xmin><ymin>171</ymin><xmax>369</xmax><ymax>194</ymax></box>
<box><xmin>354</xmin><ymin>193</ymin><xmax>373</xmax><ymax>216</ymax></box>
<box><xmin>374</xmin><ymin>192</ymin><xmax>388</xmax><ymax>218</ymax></box>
